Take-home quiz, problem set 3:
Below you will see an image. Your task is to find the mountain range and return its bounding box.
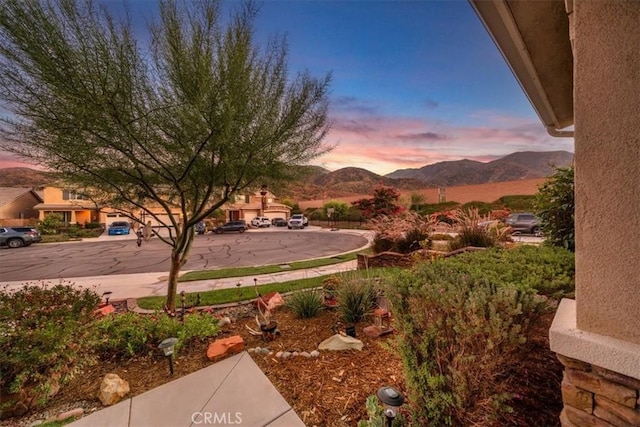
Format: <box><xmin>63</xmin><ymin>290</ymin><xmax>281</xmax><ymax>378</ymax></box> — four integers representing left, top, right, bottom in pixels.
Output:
<box><xmin>283</xmin><ymin>150</ymin><xmax>573</xmax><ymax>200</ymax></box>
<box><xmin>0</xmin><ymin>150</ymin><xmax>573</xmax><ymax>201</ymax></box>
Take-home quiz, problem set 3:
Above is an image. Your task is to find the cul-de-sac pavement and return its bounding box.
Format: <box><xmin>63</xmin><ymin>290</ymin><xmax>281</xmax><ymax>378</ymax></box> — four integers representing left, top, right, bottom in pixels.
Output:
<box><xmin>0</xmin><ymin>227</ymin><xmax>370</xmax><ymax>300</ymax></box>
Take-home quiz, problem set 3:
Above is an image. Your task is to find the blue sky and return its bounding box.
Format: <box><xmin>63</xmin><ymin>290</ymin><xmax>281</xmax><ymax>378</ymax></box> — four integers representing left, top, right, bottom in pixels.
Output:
<box><xmin>0</xmin><ymin>0</ymin><xmax>574</xmax><ymax>175</ymax></box>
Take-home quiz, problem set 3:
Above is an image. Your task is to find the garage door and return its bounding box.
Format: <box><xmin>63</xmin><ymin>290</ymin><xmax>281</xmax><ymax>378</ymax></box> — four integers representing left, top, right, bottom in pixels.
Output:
<box><xmin>143</xmin><ymin>213</ymin><xmax>179</xmax><ymax>228</ymax></box>
<box><xmin>105</xmin><ymin>213</ymin><xmax>129</xmax><ymax>226</ymax></box>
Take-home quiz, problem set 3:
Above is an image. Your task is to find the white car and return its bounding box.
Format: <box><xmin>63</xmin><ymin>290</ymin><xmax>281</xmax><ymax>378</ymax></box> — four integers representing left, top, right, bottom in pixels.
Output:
<box><xmin>250</xmin><ymin>216</ymin><xmax>271</xmax><ymax>228</ymax></box>
<box><xmin>287</xmin><ymin>214</ymin><xmax>307</xmax><ymax>229</ymax></box>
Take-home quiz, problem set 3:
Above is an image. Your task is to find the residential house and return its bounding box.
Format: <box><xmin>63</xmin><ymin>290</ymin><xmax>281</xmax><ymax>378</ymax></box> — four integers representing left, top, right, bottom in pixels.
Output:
<box><xmin>0</xmin><ymin>187</ymin><xmax>43</xmax><ymax>223</ymax></box>
<box><xmin>222</xmin><ymin>189</ymin><xmax>291</xmax><ymax>222</ymax></box>
<box><xmin>34</xmin><ymin>186</ymin><xmax>291</xmax><ymax>228</ymax></box>
<box><xmin>34</xmin><ymin>186</ymin><xmax>182</xmax><ymax>228</ymax></box>
<box><xmin>471</xmin><ymin>2</ymin><xmax>640</xmax><ymax>426</ymax></box>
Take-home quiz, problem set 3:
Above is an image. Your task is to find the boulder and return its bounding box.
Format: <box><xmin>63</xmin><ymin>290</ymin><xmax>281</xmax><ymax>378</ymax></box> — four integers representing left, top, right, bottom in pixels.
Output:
<box><xmin>318</xmin><ymin>334</ymin><xmax>363</xmax><ymax>351</ymax></box>
<box><xmin>93</xmin><ymin>304</ymin><xmax>115</xmax><ymax>318</ymax></box>
<box><xmin>98</xmin><ymin>374</ymin><xmax>130</xmax><ymax>406</ymax></box>
<box><xmin>253</xmin><ymin>292</ymin><xmax>285</xmax><ymax>311</ymax></box>
<box><xmin>206</xmin><ymin>336</ymin><xmax>245</xmax><ymax>361</ymax></box>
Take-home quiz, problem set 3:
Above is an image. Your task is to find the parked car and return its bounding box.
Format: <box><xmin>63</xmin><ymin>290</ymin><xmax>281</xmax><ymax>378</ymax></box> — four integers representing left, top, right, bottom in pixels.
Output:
<box><xmin>0</xmin><ymin>226</ymin><xmax>39</xmax><ymax>248</ymax></box>
<box><xmin>250</xmin><ymin>216</ymin><xmax>271</xmax><ymax>228</ymax></box>
<box><xmin>503</xmin><ymin>213</ymin><xmax>542</xmax><ymax>235</ymax></box>
<box><xmin>213</xmin><ymin>220</ymin><xmax>248</xmax><ymax>234</ymax></box>
<box><xmin>108</xmin><ymin>221</ymin><xmax>131</xmax><ymax>235</ymax></box>
<box><xmin>10</xmin><ymin>227</ymin><xmax>42</xmax><ymax>243</ymax></box>
<box><xmin>271</xmin><ymin>217</ymin><xmax>287</xmax><ymax>227</ymax></box>
<box><xmin>288</xmin><ymin>214</ymin><xmax>307</xmax><ymax>229</ymax></box>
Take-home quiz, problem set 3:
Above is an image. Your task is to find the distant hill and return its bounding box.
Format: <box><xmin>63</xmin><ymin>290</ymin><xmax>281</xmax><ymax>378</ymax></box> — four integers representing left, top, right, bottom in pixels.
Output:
<box><xmin>0</xmin><ymin>150</ymin><xmax>573</xmax><ymax>201</ymax></box>
<box><xmin>385</xmin><ymin>151</ymin><xmax>573</xmax><ymax>186</ymax></box>
<box><xmin>279</xmin><ymin>166</ymin><xmax>424</xmax><ymax>201</ymax></box>
<box><xmin>0</xmin><ymin>167</ymin><xmax>51</xmax><ymax>188</ymax></box>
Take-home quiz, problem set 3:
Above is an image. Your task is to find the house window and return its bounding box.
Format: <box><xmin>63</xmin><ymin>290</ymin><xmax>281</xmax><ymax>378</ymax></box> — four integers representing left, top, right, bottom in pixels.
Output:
<box><xmin>62</xmin><ymin>190</ymin><xmax>86</xmax><ymax>200</ymax></box>
<box><xmin>46</xmin><ymin>211</ymin><xmax>72</xmax><ymax>222</ymax></box>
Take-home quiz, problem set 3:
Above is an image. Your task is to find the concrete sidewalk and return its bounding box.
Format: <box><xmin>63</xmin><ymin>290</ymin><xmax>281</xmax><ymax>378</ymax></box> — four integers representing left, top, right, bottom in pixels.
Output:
<box><xmin>68</xmin><ymin>352</ymin><xmax>304</xmax><ymax>427</ymax></box>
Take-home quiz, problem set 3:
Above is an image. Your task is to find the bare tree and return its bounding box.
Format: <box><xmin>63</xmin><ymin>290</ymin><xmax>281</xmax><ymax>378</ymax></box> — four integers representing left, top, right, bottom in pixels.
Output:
<box><xmin>0</xmin><ymin>0</ymin><xmax>330</xmax><ymax>311</ymax></box>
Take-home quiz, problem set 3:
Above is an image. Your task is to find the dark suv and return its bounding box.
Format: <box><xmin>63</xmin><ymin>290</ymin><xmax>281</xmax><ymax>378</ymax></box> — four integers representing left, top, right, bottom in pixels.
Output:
<box><xmin>213</xmin><ymin>220</ymin><xmax>248</xmax><ymax>234</ymax></box>
<box><xmin>0</xmin><ymin>226</ymin><xmax>41</xmax><ymax>248</ymax></box>
<box><xmin>504</xmin><ymin>213</ymin><xmax>542</xmax><ymax>236</ymax></box>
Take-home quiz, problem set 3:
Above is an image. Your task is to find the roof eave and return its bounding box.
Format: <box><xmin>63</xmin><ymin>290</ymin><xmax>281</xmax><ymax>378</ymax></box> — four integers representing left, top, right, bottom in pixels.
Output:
<box><xmin>469</xmin><ymin>0</ymin><xmax>574</xmax><ymax>135</ymax></box>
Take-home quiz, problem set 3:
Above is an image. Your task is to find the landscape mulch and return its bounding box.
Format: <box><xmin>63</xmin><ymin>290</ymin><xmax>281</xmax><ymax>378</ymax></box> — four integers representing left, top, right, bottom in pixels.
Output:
<box><xmin>1</xmin><ymin>301</ymin><xmax>563</xmax><ymax>427</ymax></box>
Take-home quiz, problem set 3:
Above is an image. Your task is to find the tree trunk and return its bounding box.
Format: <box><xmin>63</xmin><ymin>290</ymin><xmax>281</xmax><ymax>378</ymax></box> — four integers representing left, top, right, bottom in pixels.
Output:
<box><xmin>165</xmin><ymin>227</ymin><xmax>195</xmax><ymax>313</ymax></box>
<box><xmin>166</xmin><ymin>252</ymin><xmax>181</xmax><ymax>312</ymax></box>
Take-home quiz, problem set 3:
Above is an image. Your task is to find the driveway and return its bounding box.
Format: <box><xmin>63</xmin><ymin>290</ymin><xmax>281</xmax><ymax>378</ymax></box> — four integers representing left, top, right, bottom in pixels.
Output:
<box><xmin>0</xmin><ymin>227</ymin><xmax>369</xmax><ymax>282</ymax></box>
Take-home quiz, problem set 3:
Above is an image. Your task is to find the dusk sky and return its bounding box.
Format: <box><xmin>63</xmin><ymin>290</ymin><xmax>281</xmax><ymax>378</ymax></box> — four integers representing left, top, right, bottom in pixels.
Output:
<box><xmin>0</xmin><ymin>0</ymin><xmax>574</xmax><ymax>175</ymax></box>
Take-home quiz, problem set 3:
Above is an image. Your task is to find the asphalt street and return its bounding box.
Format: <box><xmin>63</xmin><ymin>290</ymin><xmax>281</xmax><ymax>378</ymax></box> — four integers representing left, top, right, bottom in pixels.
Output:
<box><xmin>0</xmin><ymin>227</ymin><xmax>369</xmax><ymax>282</ymax></box>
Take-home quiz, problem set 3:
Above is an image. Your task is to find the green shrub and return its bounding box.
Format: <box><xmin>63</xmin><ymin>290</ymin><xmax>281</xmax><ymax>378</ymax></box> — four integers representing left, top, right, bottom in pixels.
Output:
<box><xmin>373</xmin><ymin>235</ymin><xmax>395</xmax><ymax>253</ymax></box>
<box><xmin>385</xmin><ymin>246</ymin><xmax>574</xmax><ymax>425</ymax></box>
<box><xmin>286</xmin><ymin>289</ymin><xmax>324</xmax><ymax>318</ymax></box>
<box><xmin>337</xmin><ymin>277</ymin><xmax>377</xmax><ymax>324</ymax></box>
<box><xmin>497</xmin><ymin>195</ymin><xmax>537</xmax><ymax>212</ymax></box>
<box><xmin>357</xmin><ymin>394</ymin><xmax>406</xmax><ymax>427</ymax></box>
<box><xmin>38</xmin><ymin>213</ymin><xmax>63</xmax><ymax>235</ymax></box>
<box><xmin>0</xmin><ymin>283</ymin><xmax>101</xmax><ymax>407</ymax></box>
<box><xmin>448</xmin><ymin>208</ymin><xmax>508</xmax><ymax>250</ymax></box>
<box><xmin>449</xmin><ymin>227</ymin><xmax>496</xmax><ymax>250</ymax></box>
<box><xmin>396</xmin><ymin>227</ymin><xmax>430</xmax><ymax>253</ymax></box>
<box><xmin>92</xmin><ymin>312</ymin><xmax>219</xmax><ymax>358</ymax></box>
<box><xmin>61</xmin><ymin>224</ymin><xmax>83</xmax><ymax>237</ymax></box>
<box><xmin>535</xmin><ymin>166</ymin><xmax>575</xmax><ymax>251</ymax></box>
<box><xmin>84</xmin><ymin>222</ymin><xmax>103</xmax><ymax>229</ymax></box>
<box><xmin>460</xmin><ymin>201</ymin><xmax>493</xmax><ymax>216</ymax></box>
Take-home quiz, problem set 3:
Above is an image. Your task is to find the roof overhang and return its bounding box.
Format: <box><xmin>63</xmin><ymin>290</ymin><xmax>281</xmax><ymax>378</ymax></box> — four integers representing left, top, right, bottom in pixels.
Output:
<box><xmin>469</xmin><ymin>0</ymin><xmax>574</xmax><ymax>136</ymax></box>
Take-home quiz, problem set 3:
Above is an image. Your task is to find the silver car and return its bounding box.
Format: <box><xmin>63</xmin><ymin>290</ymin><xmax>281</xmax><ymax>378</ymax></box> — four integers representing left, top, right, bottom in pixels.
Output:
<box><xmin>0</xmin><ymin>226</ymin><xmax>39</xmax><ymax>248</ymax></box>
<box><xmin>504</xmin><ymin>213</ymin><xmax>542</xmax><ymax>236</ymax></box>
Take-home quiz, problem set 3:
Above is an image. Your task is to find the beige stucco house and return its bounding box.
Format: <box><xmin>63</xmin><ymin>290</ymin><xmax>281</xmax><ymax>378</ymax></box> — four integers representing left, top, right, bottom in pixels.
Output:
<box><xmin>0</xmin><ymin>187</ymin><xmax>43</xmax><ymax>222</ymax></box>
<box><xmin>471</xmin><ymin>1</ymin><xmax>640</xmax><ymax>426</ymax></box>
<box><xmin>35</xmin><ymin>186</ymin><xmax>291</xmax><ymax>228</ymax></box>
<box><xmin>34</xmin><ymin>186</ymin><xmax>183</xmax><ymax>228</ymax></box>
<box><xmin>223</xmin><ymin>189</ymin><xmax>291</xmax><ymax>222</ymax></box>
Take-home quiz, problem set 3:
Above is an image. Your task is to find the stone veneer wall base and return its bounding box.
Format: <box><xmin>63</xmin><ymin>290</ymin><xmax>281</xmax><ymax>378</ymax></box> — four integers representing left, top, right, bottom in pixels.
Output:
<box><xmin>552</xmin><ymin>300</ymin><xmax>640</xmax><ymax>426</ymax></box>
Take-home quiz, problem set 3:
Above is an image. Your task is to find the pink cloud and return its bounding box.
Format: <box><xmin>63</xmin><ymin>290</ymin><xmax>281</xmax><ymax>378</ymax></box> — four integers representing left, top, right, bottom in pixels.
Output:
<box><xmin>317</xmin><ymin>111</ymin><xmax>574</xmax><ymax>174</ymax></box>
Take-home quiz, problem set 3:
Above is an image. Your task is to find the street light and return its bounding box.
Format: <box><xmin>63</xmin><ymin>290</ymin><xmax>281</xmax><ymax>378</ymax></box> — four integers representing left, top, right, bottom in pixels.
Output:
<box><xmin>377</xmin><ymin>386</ymin><xmax>404</xmax><ymax>427</ymax></box>
<box><xmin>158</xmin><ymin>337</ymin><xmax>178</xmax><ymax>375</ymax></box>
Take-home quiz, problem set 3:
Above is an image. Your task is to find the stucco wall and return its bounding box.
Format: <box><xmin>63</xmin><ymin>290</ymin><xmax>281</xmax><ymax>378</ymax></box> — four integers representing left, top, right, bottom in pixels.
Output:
<box><xmin>574</xmin><ymin>1</ymin><xmax>640</xmax><ymax>344</ymax></box>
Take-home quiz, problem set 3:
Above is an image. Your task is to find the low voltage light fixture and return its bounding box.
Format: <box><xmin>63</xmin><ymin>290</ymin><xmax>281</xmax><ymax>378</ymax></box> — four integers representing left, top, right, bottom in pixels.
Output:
<box><xmin>158</xmin><ymin>337</ymin><xmax>178</xmax><ymax>375</ymax></box>
<box><xmin>377</xmin><ymin>386</ymin><xmax>404</xmax><ymax>427</ymax></box>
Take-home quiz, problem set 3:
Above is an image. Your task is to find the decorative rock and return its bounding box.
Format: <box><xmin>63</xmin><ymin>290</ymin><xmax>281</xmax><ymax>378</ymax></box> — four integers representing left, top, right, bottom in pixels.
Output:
<box><xmin>254</xmin><ymin>346</ymin><xmax>262</xmax><ymax>353</ymax></box>
<box><xmin>275</xmin><ymin>351</ymin><xmax>283</xmax><ymax>358</ymax></box>
<box><xmin>310</xmin><ymin>350</ymin><xmax>320</xmax><ymax>358</ymax></box>
<box><xmin>282</xmin><ymin>351</ymin><xmax>292</xmax><ymax>359</ymax></box>
<box><xmin>216</xmin><ymin>316</ymin><xmax>231</xmax><ymax>327</ymax></box>
<box><xmin>56</xmin><ymin>407</ymin><xmax>84</xmax><ymax>421</ymax></box>
<box><xmin>292</xmin><ymin>351</ymin><xmax>299</xmax><ymax>357</ymax></box>
<box><xmin>300</xmin><ymin>351</ymin><xmax>311</xmax><ymax>358</ymax></box>
<box><xmin>260</xmin><ymin>348</ymin><xmax>270</xmax><ymax>355</ymax></box>
<box><xmin>98</xmin><ymin>373</ymin><xmax>130</xmax><ymax>406</ymax></box>
<box><xmin>206</xmin><ymin>336</ymin><xmax>245</xmax><ymax>361</ymax></box>
<box><xmin>248</xmin><ymin>348</ymin><xmax>255</xmax><ymax>353</ymax></box>
<box><xmin>93</xmin><ymin>304</ymin><xmax>115</xmax><ymax>318</ymax></box>
<box><xmin>318</xmin><ymin>334</ymin><xmax>363</xmax><ymax>351</ymax></box>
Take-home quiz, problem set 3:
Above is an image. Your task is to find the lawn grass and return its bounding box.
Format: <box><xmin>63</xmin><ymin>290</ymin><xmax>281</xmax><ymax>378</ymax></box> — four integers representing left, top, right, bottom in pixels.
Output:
<box><xmin>136</xmin><ymin>268</ymin><xmax>389</xmax><ymax>310</ymax></box>
<box><xmin>178</xmin><ymin>252</ymin><xmax>359</xmax><ymax>282</ymax></box>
